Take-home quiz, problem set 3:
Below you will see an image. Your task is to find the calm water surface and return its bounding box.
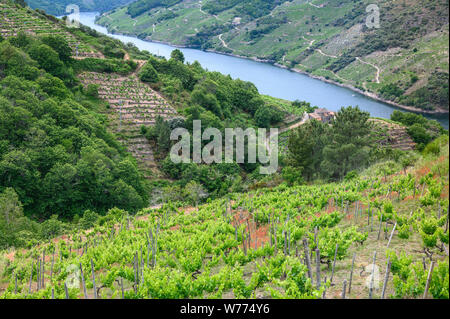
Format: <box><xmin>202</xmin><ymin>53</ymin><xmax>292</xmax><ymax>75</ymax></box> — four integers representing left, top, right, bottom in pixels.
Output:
<box><xmin>74</xmin><ymin>12</ymin><xmax>448</xmax><ymax>129</ymax></box>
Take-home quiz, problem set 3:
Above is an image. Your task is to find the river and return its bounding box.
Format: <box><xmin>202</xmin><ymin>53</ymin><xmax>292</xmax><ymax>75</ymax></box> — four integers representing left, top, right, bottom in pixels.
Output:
<box><xmin>75</xmin><ymin>12</ymin><xmax>448</xmax><ymax>129</ymax></box>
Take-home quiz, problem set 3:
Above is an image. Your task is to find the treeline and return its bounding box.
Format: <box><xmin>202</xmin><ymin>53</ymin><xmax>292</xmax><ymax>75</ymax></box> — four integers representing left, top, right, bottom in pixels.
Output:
<box><xmin>286</xmin><ymin>107</ymin><xmax>447</xmax><ymax>183</ymax></box>
<box><xmin>0</xmin><ymin>34</ymin><xmax>149</xmax><ymax>222</ymax></box>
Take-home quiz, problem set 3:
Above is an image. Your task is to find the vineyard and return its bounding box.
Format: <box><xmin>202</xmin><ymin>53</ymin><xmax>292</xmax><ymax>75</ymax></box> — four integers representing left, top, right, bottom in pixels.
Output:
<box><xmin>79</xmin><ymin>63</ymin><xmax>179</xmax><ymax>178</ymax></box>
<box><xmin>1</xmin><ymin>137</ymin><xmax>448</xmax><ymax>299</ymax></box>
<box><xmin>0</xmin><ymin>1</ymin><xmax>101</xmax><ymax>57</ymax></box>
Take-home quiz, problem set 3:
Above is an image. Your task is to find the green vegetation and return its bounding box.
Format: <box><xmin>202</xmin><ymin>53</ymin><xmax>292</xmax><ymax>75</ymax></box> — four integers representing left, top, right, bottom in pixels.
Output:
<box><xmin>97</xmin><ymin>0</ymin><xmax>449</xmax><ymax>112</ymax></box>
<box><xmin>25</xmin><ymin>0</ymin><xmax>134</xmax><ymax>16</ymax></box>
<box><xmin>0</xmin><ymin>34</ymin><xmax>150</xmax><ymax>225</ymax></box>
<box><xmin>0</xmin><ymin>137</ymin><xmax>448</xmax><ymax>299</ymax></box>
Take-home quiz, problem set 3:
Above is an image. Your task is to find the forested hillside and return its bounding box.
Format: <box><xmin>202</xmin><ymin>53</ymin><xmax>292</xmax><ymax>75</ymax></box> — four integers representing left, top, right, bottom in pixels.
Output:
<box><xmin>97</xmin><ymin>0</ymin><xmax>449</xmax><ymax>112</ymax></box>
<box><xmin>24</xmin><ymin>0</ymin><xmax>135</xmax><ymax>16</ymax></box>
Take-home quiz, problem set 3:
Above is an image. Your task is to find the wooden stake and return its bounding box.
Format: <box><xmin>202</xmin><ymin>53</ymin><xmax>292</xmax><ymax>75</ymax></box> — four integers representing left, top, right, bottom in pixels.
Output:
<box><xmin>330</xmin><ymin>243</ymin><xmax>339</xmax><ymax>284</ymax></box>
<box><xmin>377</xmin><ymin>213</ymin><xmax>383</xmax><ymax>240</ymax></box>
<box><xmin>386</xmin><ymin>222</ymin><xmax>397</xmax><ymax>248</ymax></box>
<box><xmin>342</xmin><ymin>280</ymin><xmax>347</xmax><ymax>299</ymax></box>
<box><xmin>369</xmin><ymin>251</ymin><xmax>377</xmax><ymax>299</ymax></box>
<box><xmin>303</xmin><ymin>239</ymin><xmax>313</xmax><ymax>279</ymax></box>
<box><xmin>381</xmin><ymin>257</ymin><xmax>391</xmax><ymax>299</ymax></box>
<box><xmin>79</xmin><ymin>263</ymin><xmax>88</xmax><ymax>299</ymax></box>
<box><xmin>348</xmin><ymin>253</ymin><xmax>356</xmax><ymax>294</ymax></box>
<box><xmin>423</xmin><ymin>261</ymin><xmax>435</xmax><ymax>299</ymax></box>
<box><xmin>315</xmin><ymin>249</ymin><xmax>321</xmax><ymax>290</ymax></box>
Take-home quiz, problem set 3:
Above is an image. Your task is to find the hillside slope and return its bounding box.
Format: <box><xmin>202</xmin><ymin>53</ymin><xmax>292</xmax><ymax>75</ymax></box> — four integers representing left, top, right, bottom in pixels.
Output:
<box><xmin>25</xmin><ymin>0</ymin><xmax>135</xmax><ymax>16</ymax></box>
<box><xmin>97</xmin><ymin>0</ymin><xmax>449</xmax><ymax>113</ymax></box>
<box><xmin>1</xmin><ymin>137</ymin><xmax>448</xmax><ymax>299</ymax></box>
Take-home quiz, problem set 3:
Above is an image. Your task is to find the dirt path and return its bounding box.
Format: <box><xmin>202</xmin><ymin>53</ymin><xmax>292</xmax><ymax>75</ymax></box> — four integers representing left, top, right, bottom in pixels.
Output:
<box><xmin>302</xmin><ymin>36</ymin><xmax>316</xmax><ymax>49</ymax></box>
<box><xmin>316</xmin><ymin>48</ymin><xmax>338</xmax><ymax>58</ymax></box>
<box><xmin>308</xmin><ymin>2</ymin><xmax>324</xmax><ymax>9</ymax></box>
<box><xmin>218</xmin><ymin>33</ymin><xmax>229</xmax><ymax>49</ymax></box>
<box><xmin>356</xmin><ymin>57</ymin><xmax>381</xmax><ymax>83</ymax></box>
<box><xmin>265</xmin><ymin>114</ymin><xmax>308</xmax><ymax>153</ymax></box>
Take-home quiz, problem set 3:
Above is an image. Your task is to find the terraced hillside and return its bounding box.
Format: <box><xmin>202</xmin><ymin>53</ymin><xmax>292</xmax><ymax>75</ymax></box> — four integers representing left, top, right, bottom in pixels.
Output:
<box><xmin>79</xmin><ymin>62</ymin><xmax>179</xmax><ymax>178</ymax></box>
<box><xmin>97</xmin><ymin>0</ymin><xmax>449</xmax><ymax>113</ymax></box>
<box><xmin>0</xmin><ymin>137</ymin><xmax>448</xmax><ymax>299</ymax></box>
<box><xmin>371</xmin><ymin>119</ymin><xmax>416</xmax><ymax>151</ymax></box>
<box><xmin>0</xmin><ymin>1</ymin><xmax>102</xmax><ymax>57</ymax></box>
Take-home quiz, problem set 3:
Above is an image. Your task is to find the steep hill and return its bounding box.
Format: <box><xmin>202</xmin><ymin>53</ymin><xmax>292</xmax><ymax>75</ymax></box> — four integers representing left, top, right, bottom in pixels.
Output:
<box><xmin>97</xmin><ymin>0</ymin><xmax>449</xmax><ymax>113</ymax></box>
<box><xmin>25</xmin><ymin>0</ymin><xmax>135</xmax><ymax>16</ymax></box>
<box><xmin>1</xmin><ymin>136</ymin><xmax>448</xmax><ymax>299</ymax></box>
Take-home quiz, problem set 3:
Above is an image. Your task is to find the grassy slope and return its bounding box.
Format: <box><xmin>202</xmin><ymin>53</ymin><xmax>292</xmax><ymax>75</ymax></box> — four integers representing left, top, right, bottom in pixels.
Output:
<box><xmin>97</xmin><ymin>0</ymin><xmax>449</xmax><ymax>112</ymax></box>
<box><xmin>1</xmin><ymin>138</ymin><xmax>448</xmax><ymax>299</ymax></box>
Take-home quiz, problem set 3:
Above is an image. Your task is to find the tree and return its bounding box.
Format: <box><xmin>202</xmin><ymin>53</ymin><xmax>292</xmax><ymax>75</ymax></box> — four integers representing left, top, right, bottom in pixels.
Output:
<box><xmin>320</xmin><ymin>106</ymin><xmax>373</xmax><ymax>180</ymax></box>
<box><xmin>170</xmin><ymin>49</ymin><xmax>185</xmax><ymax>63</ymax></box>
<box><xmin>287</xmin><ymin>119</ymin><xmax>328</xmax><ymax>180</ymax></box>
<box><xmin>0</xmin><ymin>188</ymin><xmax>24</xmax><ymax>248</ymax></box>
<box><xmin>28</xmin><ymin>43</ymin><xmax>63</xmax><ymax>75</ymax></box>
<box><xmin>139</xmin><ymin>63</ymin><xmax>159</xmax><ymax>83</ymax></box>
<box><xmin>41</xmin><ymin>35</ymin><xmax>72</xmax><ymax>63</ymax></box>
<box><xmin>184</xmin><ymin>181</ymin><xmax>208</xmax><ymax>206</ymax></box>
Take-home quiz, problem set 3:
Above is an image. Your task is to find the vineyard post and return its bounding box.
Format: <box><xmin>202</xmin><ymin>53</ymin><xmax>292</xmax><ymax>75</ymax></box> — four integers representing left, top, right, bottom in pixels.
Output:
<box><xmin>367</xmin><ymin>203</ymin><xmax>370</xmax><ymax>225</ymax></box>
<box><xmin>133</xmin><ymin>253</ymin><xmax>138</xmax><ymax>290</ymax></box>
<box><xmin>52</xmin><ymin>288</ymin><xmax>54</xmax><ymax>299</ymax></box>
<box><xmin>420</xmin><ymin>183</ymin><xmax>425</xmax><ymax>197</ymax></box>
<box><xmin>370</xmin><ymin>209</ymin><xmax>374</xmax><ymax>232</ymax></box>
<box><xmin>377</xmin><ymin>212</ymin><xmax>383</xmax><ymax>240</ymax></box>
<box><xmin>91</xmin><ymin>259</ymin><xmax>97</xmax><ymax>299</ymax></box>
<box><xmin>348</xmin><ymin>253</ymin><xmax>356</xmax><ymax>294</ymax></box>
<box><xmin>381</xmin><ymin>257</ymin><xmax>391</xmax><ymax>299</ymax></box>
<box><xmin>330</xmin><ymin>243</ymin><xmax>339</xmax><ymax>284</ymax></box>
<box><xmin>303</xmin><ymin>239</ymin><xmax>313</xmax><ymax>279</ymax></box>
<box><xmin>386</xmin><ymin>222</ymin><xmax>397</xmax><ymax>248</ymax></box>
<box><xmin>445</xmin><ymin>205</ymin><xmax>449</xmax><ymax>233</ymax></box>
<box><xmin>288</xmin><ymin>228</ymin><xmax>291</xmax><ymax>255</ymax></box>
<box><xmin>79</xmin><ymin>263</ymin><xmax>88</xmax><ymax>299</ymax></box>
<box><xmin>369</xmin><ymin>251</ymin><xmax>377</xmax><ymax>299</ymax></box>
<box><xmin>28</xmin><ymin>261</ymin><xmax>33</xmax><ymax>294</ymax></box>
<box><xmin>42</xmin><ymin>250</ymin><xmax>45</xmax><ymax>289</ymax></box>
<box><xmin>284</xmin><ymin>230</ymin><xmax>287</xmax><ymax>256</ymax></box>
<box><xmin>37</xmin><ymin>259</ymin><xmax>40</xmax><ymax>291</ymax></box>
<box><xmin>322</xmin><ymin>276</ymin><xmax>327</xmax><ymax>299</ymax></box>
<box><xmin>342</xmin><ymin>280</ymin><xmax>347</xmax><ymax>299</ymax></box>
<box><xmin>14</xmin><ymin>272</ymin><xmax>17</xmax><ymax>294</ymax></box>
<box><xmin>413</xmin><ymin>181</ymin><xmax>416</xmax><ymax>198</ymax></box>
<box><xmin>423</xmin><ymin>261</ymin><xmax>435</xmax><ymax>299</ymax></box>
<box><xmin>315</xmin><ymin>249</ymin><xmax>321</xmax><ymax>290</ymax></box>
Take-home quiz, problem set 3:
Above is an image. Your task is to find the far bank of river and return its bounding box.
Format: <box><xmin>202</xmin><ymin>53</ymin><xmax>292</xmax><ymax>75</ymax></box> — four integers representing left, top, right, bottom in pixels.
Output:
<box><xmin>75</xmin><ymin>12</ymin><xmax>449</xmax><ymax>129</ymax></box>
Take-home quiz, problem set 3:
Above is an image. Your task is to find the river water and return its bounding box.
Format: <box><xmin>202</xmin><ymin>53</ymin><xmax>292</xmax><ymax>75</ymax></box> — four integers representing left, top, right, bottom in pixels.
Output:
<box><xmin>75</xmin><ymin>12</ymin><xmax>448</xmax><ymax>129</ymax></box>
